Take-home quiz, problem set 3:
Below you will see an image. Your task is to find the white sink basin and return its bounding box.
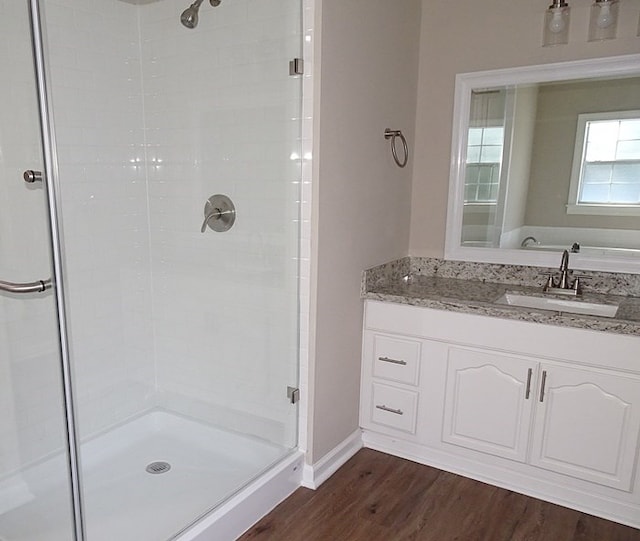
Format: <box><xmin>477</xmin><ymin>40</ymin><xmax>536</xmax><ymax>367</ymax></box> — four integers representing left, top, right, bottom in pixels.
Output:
<box><xmin>495</xmin><ymin>293</ymin><xmax>619</xmax><ymax>318</ymax></box>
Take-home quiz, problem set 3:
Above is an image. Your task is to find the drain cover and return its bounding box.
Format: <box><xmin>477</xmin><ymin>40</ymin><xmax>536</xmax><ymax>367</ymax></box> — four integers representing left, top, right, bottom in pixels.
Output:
<box><xmin>146</xmin><ymin>461</ymin><xmax>171</xmax><ymax>475</ymax></box>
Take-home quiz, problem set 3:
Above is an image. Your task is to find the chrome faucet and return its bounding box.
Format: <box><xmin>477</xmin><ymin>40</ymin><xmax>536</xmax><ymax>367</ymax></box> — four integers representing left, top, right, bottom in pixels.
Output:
<box><xmin>558</xmin><ymin>250</ymin><xmax>571</xmax><ymax>289</ymax></box>
<box><xmin>543</xmin><ymin>250</ymin><xmax>583</xmax><ymax>296</ymax></box>
<box><xmin>520</xmin><ymin>236</ymin><xmax>539</xmax><ymax>248</ymax></box>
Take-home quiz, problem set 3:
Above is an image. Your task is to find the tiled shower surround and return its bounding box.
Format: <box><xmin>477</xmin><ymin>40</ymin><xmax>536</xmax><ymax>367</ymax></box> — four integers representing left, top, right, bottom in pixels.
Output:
<box><xmin>0</xmin><ymin>0</ymin><xmax>303</xmax><ymax>477</ymax></box>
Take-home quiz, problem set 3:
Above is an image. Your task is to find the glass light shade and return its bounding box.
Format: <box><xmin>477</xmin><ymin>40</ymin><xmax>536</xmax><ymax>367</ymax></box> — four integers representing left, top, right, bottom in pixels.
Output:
<box><xmin>543</xmin><ymin>4</ymin><xmax>570</xmax><ymax>46</ymax></box>
<box><xmin>588</xmin><ymin>0</ymin><xmax>619</xmax><ymax>41</ymax></box>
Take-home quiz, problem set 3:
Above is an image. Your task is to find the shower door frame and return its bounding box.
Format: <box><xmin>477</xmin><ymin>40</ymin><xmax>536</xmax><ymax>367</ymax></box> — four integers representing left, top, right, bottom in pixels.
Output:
<box><xmin>28</xmin><ymin>0</ymin><xmax>86</xmax><ymax>539</ymax></box>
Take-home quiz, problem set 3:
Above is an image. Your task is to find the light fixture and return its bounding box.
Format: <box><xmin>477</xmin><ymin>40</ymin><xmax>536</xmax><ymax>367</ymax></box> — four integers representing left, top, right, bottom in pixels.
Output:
<box><xmin>543</xmin><ymin>0</ymin><xmax>570</xmax><ymax>47</ymax></box>
<box><xmin>588</xmin><ymin>0</ymin><xmax>619</xmax><ymax>41</ymax></box>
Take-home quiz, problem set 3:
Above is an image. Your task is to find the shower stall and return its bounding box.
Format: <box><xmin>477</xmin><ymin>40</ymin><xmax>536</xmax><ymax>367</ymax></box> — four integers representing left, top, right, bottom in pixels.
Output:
<box><xmin>0</xmin><ymin>0</ymin><xmax>303</xmax><ymax>539</ymax></box>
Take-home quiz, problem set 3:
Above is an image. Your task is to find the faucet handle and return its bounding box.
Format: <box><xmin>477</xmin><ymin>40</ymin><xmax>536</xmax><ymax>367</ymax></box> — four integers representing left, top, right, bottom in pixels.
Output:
<box><xmin>571</xmin><ymin>274</ymin><xmax>590</xmax><ymax>295</ymax></box>
<box><xmin>542</xmin><ymin>273</ymin><xmax>556</xmax><ymax>291</ymax></box>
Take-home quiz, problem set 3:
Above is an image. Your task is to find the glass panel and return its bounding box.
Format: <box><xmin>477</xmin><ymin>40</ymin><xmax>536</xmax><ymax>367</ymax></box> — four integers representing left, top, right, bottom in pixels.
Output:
<box><xmin>42</xmin><ymin>0</ymin><xmax>302</xmax><ymax>539</ymax></box>
<box><xmin>0</xmin><ymin>2</ymin><xmax>76</xmax><ymax>540</ymax></box>
<box><xmin>585</xmin><ymin>121</ymin><xmax>619</xmax><ymax>161</ymax></box>
<box><xmin>612</xmin><ymin>162</ymin><xmax>640</xmax><ymax>182</ymax></box>
<box><xmin>619</xmin><ymin>119</ymin><xmax>640</xmax><ymax>140</ymax></box>
<box><xmin>582</xmin><ymin>163</ymin><xmax>613</xmax><ymax>183</ymax></box>
<box><xmin>479</xmin><ymin>145</ymin><xmax>502</xmax><ymax>163</ymax></box>
<box><xmin>481</xmin><ymin>127</ymin><xmax>504</xmax><ymax>145</ymax></box>
<box><xmin>610</xmin><ymin>183</ymin><xmax>640</xmax><ymax>204</ymax></box>
<box><xmin>616</xmin><ymin>140</ymin><xmax>640</xmax><ymax>160</ymax></box>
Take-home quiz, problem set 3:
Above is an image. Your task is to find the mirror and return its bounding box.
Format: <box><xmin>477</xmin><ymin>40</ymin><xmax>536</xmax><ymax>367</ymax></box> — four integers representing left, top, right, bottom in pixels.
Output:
<box><xmin>445</xmin><ymin>54</ymin><xmax>640</xmax><ymax>274</ymax></box>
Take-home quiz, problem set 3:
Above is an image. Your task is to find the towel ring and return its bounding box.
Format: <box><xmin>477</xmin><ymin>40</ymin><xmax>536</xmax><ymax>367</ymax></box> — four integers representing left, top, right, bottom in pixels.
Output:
<box><xmin>384</xmin><ymin>128</ymin><xmax>408</xmax><ymax>168</ymax></box>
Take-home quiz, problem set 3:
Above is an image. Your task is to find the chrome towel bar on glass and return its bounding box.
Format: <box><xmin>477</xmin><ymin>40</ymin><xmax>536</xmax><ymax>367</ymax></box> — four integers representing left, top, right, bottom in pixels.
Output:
<box><xmin>0</xmin><ymin>278</ymin><xmax>52</xmax><ymax>294</ymax></box>
<box><xmin>384</xmin><ymin>128</ymin><xmax>409</xmax><ymax>168</ymax></box>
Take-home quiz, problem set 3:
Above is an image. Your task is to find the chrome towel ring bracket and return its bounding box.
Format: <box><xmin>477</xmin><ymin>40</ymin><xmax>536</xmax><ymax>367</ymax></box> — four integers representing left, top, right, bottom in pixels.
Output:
<box><xmin>201</xmin><ymin>194</ymin><xmax>236</xmax><ymax>233</ymax></box>
<box><xmin>384</xmin><ymin>128</ymin><xmax>409</xmax><ymax>168</ymax></box>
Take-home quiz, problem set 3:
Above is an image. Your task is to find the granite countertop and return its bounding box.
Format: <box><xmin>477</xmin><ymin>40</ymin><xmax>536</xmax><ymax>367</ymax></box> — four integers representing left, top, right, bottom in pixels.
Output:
<box><xmin>363</xmin><ymin>258</ymin><xmax>640</xmax><ymax>336</ymax></box>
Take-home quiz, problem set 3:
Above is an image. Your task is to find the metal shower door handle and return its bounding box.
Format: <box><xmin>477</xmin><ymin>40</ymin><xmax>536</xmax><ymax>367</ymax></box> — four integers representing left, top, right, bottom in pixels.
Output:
<box><xmin>0</xmin><ymin>278</ymin><xmax>52</xmax><ymax>294</ymax></box>
<box><xmin>1</xmin><ymin>169</ymin><xmax>51</xmax><ymax>294</ymax></box>
<box><xmin>23</xmin><ymin>169</ymin><xmax>43</xmax><ymax>183</ymax></box>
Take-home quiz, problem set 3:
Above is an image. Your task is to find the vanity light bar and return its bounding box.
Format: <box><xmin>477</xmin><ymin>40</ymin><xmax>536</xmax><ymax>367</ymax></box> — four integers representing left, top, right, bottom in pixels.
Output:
<box><xmin>542</xmin><ymin>0</ymin><xmax>633</xmax><ymax>46</ymax></box>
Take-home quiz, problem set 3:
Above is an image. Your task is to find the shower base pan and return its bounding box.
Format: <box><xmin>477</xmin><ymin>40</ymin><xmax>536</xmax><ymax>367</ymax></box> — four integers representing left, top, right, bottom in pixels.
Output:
<box><xmin>0</xmin><ymin>410</ymin><xmax>301</xmax><ymax>541</ymax></box>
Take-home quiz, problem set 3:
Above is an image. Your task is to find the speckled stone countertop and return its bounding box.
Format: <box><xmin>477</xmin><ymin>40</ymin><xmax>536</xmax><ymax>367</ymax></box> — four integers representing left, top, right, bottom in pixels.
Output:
<box><xmin>362</xmin><ymin>257</ymin><xmax>640</xmax><ymax>336</ymax></box>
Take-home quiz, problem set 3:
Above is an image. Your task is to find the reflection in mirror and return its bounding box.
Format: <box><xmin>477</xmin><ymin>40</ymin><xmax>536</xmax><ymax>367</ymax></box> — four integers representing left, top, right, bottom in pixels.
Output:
<box><xmin>446</xmin><ymin>54</ymin><xmax>640</xmax><ymax>273</ymax></box>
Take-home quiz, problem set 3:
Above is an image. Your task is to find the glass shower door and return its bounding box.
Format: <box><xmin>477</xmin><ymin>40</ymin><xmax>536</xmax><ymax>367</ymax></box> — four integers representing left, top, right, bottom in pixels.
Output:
<box><xmin>0</xmin><ymin>1</ymin><xmax>76</xmax><ymax>539</ymax></box>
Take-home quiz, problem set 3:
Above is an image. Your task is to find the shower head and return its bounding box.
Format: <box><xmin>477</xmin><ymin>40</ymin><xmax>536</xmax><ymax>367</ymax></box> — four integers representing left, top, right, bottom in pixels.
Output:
<box><xmin>180</xmin><ymin>0</ymin><xmax>205</xmax><ymax>29</ymax></box>
<box><xmin>180</xmin><ymin>0</ymin><xmax>221</xmax><ymax>29</ymax></box>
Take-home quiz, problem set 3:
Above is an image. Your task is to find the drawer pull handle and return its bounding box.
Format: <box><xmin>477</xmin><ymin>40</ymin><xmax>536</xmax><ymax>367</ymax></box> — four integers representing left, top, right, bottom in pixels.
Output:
<box><xmin>378</xmin><ymin>356</ymin><xmax>407</xmax><ymax>366</ymax></box>
<box><xmin>376</xmin><ymin>404</ymin><xmax>404</xmax><ymax>415</ymax></box>
<box><xmin>539</xmin><ymin>370</ymin><xmax>547</xmax><ymax>403</ymax></box>
<box><xmin>525</xmin><ymin>368</ymin><xmax>533</xmax><ymax>400</ymax></box>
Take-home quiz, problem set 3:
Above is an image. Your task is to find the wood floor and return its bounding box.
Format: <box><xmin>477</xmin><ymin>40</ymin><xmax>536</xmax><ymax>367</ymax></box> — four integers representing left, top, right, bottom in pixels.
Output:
<box><xmin>239</xmin><ymin>449</ymin><xmax>640</xmax><ymax>541</ymax></box>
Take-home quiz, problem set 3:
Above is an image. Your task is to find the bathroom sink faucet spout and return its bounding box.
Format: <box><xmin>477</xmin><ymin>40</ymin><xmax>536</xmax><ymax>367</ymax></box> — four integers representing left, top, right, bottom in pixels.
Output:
<box><xmin>559</xmin><ymin>250</ymin><xmax>571</xmax><ymax>289</ymax></box>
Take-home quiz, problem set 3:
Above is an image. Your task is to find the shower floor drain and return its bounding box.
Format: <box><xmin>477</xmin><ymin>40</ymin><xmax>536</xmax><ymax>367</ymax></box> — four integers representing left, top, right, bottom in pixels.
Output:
<box><xmin>146</xmin><ymin>461</ymin><xmax>171</xmax><ymax>474</ymax></box>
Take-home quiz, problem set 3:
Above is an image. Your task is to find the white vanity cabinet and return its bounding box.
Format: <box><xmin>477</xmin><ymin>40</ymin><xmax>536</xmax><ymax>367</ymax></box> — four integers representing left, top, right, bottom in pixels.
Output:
<box><xmin>360</xmin><ymin>333</ymin><xmax>422</xmax><ymax>437</ymax></box>
<box><xmin>442</xmin><ymin>350</ymin><xmax>640</xmax><ymax>491</ymax></box>
<box><xmin>360</xmin><ymin>300</ymin><xmax>640</xmax><ymax>528</ymax></box>
<box><xmin>442</xmin><ymin>347</ymin><xmax>536</xmax><ymax>463</ymax></box>
<box><xmin>529</xmin><ymin>364</ymin><xmax>640</xmax><ymax>491</ymax></box>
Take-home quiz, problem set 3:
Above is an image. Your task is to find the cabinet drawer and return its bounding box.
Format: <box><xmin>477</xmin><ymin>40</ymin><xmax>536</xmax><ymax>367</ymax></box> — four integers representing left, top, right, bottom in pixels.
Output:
<box><xmin>371</xmin><ymin>383</ymin><xmax>418</xmax><ymax>434</ymax></box>
<box><xmin>373</xmin><ymin>334</ymin><xmax>420</xmax><ymax>385</ymax></box>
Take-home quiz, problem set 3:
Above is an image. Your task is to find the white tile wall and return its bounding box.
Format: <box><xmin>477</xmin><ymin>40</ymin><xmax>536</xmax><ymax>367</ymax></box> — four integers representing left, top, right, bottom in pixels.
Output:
<box><xmin>44</xmin><ymin>0</ymin><xmax>156</xmax><ymax>438</ymax></box>
<box><xmin>139</xmin><ymin>0</ymin><xmax>304</xmax><ymax>447</ymax></box>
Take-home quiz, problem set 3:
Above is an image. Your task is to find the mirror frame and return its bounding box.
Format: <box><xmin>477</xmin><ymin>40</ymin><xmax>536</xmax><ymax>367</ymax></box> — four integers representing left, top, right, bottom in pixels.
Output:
<box><xmin>445</xmin><ymin>53</ymin><xmax>640</xmax><ymax>274</ymax></box>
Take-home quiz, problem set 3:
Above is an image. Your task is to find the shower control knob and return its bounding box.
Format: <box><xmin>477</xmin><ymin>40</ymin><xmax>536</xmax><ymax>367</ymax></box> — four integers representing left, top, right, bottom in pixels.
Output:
<box><xmin>201</xmin><ymin>194</ymin><xmax>236</xmax><ymax>233</ymax></box>
<box><xmin>23</xmin><ymin>170</ymin><xmax>43</xmax><ymax>183</ymax></box>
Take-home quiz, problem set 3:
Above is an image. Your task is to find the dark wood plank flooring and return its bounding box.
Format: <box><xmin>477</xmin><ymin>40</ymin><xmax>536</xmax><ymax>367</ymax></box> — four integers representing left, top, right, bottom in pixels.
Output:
<box><xmin>239</xmin><ymin>449</ymin><xmax>640</xmax><ymax>541</ymax></box>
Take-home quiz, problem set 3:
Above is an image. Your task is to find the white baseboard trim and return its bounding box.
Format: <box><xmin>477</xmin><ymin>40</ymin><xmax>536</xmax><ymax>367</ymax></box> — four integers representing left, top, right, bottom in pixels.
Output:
<box><xmin>301</xmin><ymin>430</ymin><xmax>363</xmax><ymax>489</ymax></box>
<box><xmin>362</xmin><ymin>431</ymin><xmax>640</xmax><ymax>530</ymax></box>
<box><xmin>179</xmin><ymin>451</ymin><xmax>304</xmax><ymax>541</ymax></box>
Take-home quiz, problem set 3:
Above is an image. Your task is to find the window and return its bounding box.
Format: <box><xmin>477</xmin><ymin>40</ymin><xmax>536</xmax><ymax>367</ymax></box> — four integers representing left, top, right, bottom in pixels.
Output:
<box><xmin>568</xmin><ymin>111</ymin><xmax>640</xmax><ymax>215</ymax></box>
<box><xmin>464</xmin><ymin>126</ymin><xmax>504</xmax><ymax>204</ymax></box>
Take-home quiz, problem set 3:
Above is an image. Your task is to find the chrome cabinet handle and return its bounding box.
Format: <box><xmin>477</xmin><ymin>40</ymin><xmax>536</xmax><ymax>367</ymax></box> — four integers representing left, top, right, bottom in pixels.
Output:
<box><xmin>525</xmin><ymin>368</ymin><xmax>533</xmax><ymax>399</ymax></box>
<box><xmin>539</xmin><ymin>370</ymin><xmax>548</xmax><ymax>402</ymax></box>
<box><xmin>378</xmin><ymin>356</ymin><xmax>407</xmax><ymax>366</ymax></box>
<box><xmin>0</xmin><ymin>278</ymin><xmax>52</xmax><ymax>294</ymax></box>
<box><xmin>376</xmin><ymin>404</ymin><xmax>403</xmax><ymax>415</ymax></box>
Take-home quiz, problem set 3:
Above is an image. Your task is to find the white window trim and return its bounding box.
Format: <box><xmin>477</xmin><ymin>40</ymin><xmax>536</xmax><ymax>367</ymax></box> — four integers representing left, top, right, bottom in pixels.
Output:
<box><xmin>567</xmin><ymin>109</ymin><xmax>640</xmax><ymax>216</ymax></box>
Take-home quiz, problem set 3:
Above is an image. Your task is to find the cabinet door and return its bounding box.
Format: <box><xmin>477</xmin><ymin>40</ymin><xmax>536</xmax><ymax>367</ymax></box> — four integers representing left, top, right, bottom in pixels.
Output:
<box><xmin>442</xmin><ymin>347</ymin><xmax>536</xmax><ymax>462</ymax></box>
<box><xmin>530</xmin><ymin>364</ymin><xmax>640</xmax><ymax>491</ymax></box>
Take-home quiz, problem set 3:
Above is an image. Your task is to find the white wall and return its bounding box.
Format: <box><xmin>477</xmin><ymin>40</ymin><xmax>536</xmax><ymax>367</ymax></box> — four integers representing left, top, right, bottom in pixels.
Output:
<box><xmin>309</xmin><ymin>0</ymin><xmax>421</xmax><ymax>462</ymax></box>
<box><xmin>410</xmin><ymin>0</ymin><xmax>640</xmax><ymax>257</ymax></box>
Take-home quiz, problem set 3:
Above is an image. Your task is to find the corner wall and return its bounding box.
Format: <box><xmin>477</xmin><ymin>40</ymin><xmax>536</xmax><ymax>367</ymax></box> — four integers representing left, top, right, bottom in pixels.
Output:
<box><xmin>409</xmin><ymin>0</ymin><xmax>640</xmax><ymax>257</ymax></box>
<box><xmin>309</xmin><ymin>0</ymin><xmax>421</xmax><ymax>462</ymax></box>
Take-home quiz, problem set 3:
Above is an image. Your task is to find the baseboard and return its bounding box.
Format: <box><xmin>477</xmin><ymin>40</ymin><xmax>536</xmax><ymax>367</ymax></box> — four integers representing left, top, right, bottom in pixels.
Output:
<box><xmin>362</xmin><ymin>431</ymin><xmax>640</xmax><ymax>530</ymax></box>
<box><xmin>178</xmin><ymin>451</ymin><xmax>304</xmax><ymax>541</ymax></box>
<box><xmin>301</xmin><ymin>430</ymin><xmax>363</xmax><ymax>489</ymax></box>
